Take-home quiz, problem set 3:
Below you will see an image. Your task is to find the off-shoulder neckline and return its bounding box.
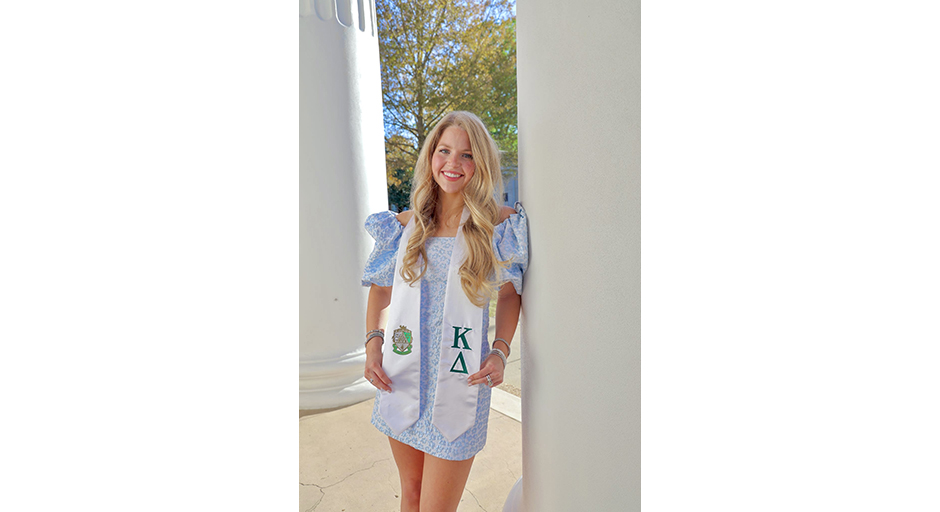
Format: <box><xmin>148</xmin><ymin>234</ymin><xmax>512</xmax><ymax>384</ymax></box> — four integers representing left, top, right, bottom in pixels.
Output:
<box><xmin>384</xmin><ymin>204</ymin><xmax>523</xmax><ymax>229</ymax></box>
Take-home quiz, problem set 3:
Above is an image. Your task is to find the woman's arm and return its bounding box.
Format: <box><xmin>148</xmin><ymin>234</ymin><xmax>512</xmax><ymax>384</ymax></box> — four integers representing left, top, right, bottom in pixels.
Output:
<box><xmin>365</xmin><ymin>284</ymin><xmax>392</xmax><ymax>344</ymax></box>
<box><xmin>468</xmin><ymin>282</ymin><xmax>520</xmax><ymax>387</ymax></box>
<box><xmin>365</xmin><ymin>284</ymin><xmax>393</xmax><ymax>392</ymax></box>
<box><xmin>492</xmin><ymin>204</ymin><xmax>522</xmax><ymax>353</ymax></box>
<box><xmin>493</xmin><ymin>282</ymin><xmax>521</xmax><ymax>354</ymax></box>
<box><xmin>468</xmin><ymin>205</ymin><xmax>524</xmax><ymax>387</ymax></box>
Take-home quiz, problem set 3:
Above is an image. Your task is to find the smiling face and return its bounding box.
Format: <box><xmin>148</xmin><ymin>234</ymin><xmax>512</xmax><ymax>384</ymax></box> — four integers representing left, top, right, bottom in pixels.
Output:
<box><xmin>431</xmin><ymin>126</ymin><xmax>476</xmax><ymax>196</ymax></box>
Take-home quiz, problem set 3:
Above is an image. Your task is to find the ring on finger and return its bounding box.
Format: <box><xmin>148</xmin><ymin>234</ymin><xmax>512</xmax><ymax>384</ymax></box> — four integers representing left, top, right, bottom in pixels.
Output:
<box><xmin>486</xmin><ymin>375</ymin><xmax>493</xmax><ymax>387</ymax></box>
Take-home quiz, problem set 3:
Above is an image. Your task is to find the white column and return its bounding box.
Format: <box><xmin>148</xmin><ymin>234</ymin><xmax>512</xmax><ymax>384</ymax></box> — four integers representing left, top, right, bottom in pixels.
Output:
<box><xmin>514</xmin><ymin>0</ymin><xmax>640</xmax><ymax>510</ymax></box>
<box><xmin>299</xmin><ymin>0</ymin><xmax>388</xmax><ymax>409</ymax></box>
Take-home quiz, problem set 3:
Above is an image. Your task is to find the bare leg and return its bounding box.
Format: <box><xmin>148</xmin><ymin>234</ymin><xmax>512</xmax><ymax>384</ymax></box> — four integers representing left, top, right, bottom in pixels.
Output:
<box><xmin>419</xmin><ymin>453</ymin><xmax>475</xmax><ymax>512</ymax></box>
<box><xmin>388</xmin><ymin>437</ymin><xmax>425</xmax><ymax>512</ymax></box>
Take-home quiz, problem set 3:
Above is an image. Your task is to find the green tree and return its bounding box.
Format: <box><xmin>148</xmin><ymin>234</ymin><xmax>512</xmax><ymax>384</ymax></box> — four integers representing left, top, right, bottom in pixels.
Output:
<box><xmin>377</xmin><ymin>0</ymin><xmax>517</xmax><ymax>211</ymax></box>
<box><xmin>386</xmin><ymin>167</ymin><xmax>412</xmax><ymax>212</ymax></box>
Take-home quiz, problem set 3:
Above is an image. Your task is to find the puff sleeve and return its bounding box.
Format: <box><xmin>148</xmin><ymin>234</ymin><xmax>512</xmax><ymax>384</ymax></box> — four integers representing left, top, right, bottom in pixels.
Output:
<box><xmin>493</xmin><ymin>202</ymin><xmax>529</xmax><ymax>295</ymax></box>
<box><xmin>361</xmin><ymin>211</ymin><xmax>404</xmax><ymax>287</ymax></box>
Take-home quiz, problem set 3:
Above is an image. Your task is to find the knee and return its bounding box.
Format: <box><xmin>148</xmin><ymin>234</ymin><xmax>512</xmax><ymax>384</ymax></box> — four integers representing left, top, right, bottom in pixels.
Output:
<box><xmin>401</xmin><ymin>477</ymin><xmax>422</xmax><ymax>503</ymax></box>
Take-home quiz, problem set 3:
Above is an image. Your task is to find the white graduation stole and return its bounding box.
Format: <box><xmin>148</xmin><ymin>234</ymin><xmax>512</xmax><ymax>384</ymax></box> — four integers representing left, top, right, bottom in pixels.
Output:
<box><xmin>379</xmin><ymin>208</ymin><xmax>484</xmax><ymax>442</ymax></box>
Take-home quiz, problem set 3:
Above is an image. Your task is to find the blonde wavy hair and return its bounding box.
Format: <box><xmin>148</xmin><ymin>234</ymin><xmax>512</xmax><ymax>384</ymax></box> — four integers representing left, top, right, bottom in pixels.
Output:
<box><xmin>400</xmin><ymin>111</ymin><xmax>506</xmax><ymax>307</ymax></box>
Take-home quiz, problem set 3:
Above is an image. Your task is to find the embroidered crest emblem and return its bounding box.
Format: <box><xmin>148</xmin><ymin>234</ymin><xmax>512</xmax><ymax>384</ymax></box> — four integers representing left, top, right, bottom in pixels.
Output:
<box><xmin>392</xmin><ymin>325</ymin><xmax>413</xmax><ymax>355</ymax></box>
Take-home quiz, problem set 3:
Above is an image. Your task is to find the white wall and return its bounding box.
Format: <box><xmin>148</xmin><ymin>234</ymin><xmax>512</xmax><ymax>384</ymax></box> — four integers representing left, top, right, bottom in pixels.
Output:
<box><xmin>299</xmin><ymin>0</ymin><xmax>388</xmax><ymax>409</ymax></box>
<box><xmin>517</xmin><ymin>0</ymin><xmax>640</xmax><ymax>509</ymax></box>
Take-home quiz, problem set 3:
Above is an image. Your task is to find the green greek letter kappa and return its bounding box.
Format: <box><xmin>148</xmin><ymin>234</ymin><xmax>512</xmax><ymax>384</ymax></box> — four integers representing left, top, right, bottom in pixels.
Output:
<box><xmin>451</xmin><ymin>326</ymin><xmax>472</xmax><ymax>350</ymax></box>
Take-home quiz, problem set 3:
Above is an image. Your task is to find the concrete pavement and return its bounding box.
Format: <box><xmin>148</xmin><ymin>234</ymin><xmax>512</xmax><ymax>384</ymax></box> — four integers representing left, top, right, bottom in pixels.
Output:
<box><xmin>300</xmin><ymin>398</ymin><xmax>522</xmax><ymax>511</ymax></box>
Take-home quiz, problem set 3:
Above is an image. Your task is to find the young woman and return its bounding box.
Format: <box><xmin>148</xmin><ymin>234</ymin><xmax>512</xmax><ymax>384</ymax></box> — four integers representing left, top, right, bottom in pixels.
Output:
<box><xmin>361</xmin><ymin>111</ymin><xmax>528</xmax><ymax>512</ymax></box>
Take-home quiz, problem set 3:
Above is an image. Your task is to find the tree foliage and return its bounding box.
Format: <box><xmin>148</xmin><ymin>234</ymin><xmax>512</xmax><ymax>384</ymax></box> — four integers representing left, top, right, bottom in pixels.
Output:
<box><xmin>377</xmin><ymin>0</ymin><xmax>517</xmax><ymax>211</ymax></box>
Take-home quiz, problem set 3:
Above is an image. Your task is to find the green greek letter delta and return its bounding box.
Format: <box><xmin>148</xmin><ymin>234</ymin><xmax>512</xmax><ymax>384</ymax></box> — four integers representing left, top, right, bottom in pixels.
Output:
<box><xmin>449</xmin><ymin>352</ymin><xmax>468</xmax><ymax>374</ymax></box>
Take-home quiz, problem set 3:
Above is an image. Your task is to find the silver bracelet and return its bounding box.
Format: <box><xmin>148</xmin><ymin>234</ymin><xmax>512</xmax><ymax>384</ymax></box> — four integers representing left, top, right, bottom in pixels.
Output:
<box><xmin>489</xmin><ymin>348</ymin><xmax>508</xmax><ymax>368</ymax></box>
<box><xmin>493</xmin><ymin>337</ymin><xmax>510</xmax><ymax>357</ymax></box>
<box><xmin>365</xmin><ymin>331</ymin><xmax>384</xmax><ymax>347</ymax></box>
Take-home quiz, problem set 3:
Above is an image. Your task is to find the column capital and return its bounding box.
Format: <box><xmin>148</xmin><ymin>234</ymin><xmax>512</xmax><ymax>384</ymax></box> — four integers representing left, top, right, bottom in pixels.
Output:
<box><xmin>300</xmin><ymin>0</ymin><xmax>376</xmax><ymax>37</ymax></box>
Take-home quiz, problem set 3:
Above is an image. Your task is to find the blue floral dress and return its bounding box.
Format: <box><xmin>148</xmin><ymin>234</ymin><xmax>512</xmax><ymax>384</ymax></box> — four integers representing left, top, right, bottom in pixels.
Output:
<box><xmin>361</xmin><ymin>203</ymin><xmax>529</xmax><ymax>461</ymax></box>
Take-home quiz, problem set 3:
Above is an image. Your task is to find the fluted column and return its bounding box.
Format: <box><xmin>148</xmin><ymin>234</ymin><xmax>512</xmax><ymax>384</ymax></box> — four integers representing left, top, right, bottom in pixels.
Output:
<box><xmin>299</xmin><ymin>0</ymin><xmax>387</xmax><ymax>409</ymax></box>
<box><xmin>514</xmin><ymin>0</ymin><xmax>641</xmax><ymax>510</ymax></box>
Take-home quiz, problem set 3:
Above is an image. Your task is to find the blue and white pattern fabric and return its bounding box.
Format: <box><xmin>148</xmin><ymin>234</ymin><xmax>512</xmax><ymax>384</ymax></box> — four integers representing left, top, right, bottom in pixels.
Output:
<box><xmin>361</xmin><ymin>202</ymin><xmax>529</xmax><ymax>461</ymax></box>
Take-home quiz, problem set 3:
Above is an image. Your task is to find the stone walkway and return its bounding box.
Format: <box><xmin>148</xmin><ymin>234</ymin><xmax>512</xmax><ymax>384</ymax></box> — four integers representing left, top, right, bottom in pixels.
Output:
<box><xmin>300</xmin><ymin>398</ymin><xmax>522</xmax><ymax>511</ymax></box>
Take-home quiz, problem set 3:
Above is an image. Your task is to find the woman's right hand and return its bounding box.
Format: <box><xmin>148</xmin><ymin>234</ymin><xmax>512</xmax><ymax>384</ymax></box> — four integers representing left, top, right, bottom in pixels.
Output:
<box><xmin>365</xmin><ymin>341</ymin><xmax>393</xmax><ymax>392</ymax></box>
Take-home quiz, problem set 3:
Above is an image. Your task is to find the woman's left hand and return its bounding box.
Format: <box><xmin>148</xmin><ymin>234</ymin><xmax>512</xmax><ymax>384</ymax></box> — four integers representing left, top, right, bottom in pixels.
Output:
<box><xmin>468</xmin><ymin>353</ymin><xmax>505</xmax><ymax>387</ymax></box>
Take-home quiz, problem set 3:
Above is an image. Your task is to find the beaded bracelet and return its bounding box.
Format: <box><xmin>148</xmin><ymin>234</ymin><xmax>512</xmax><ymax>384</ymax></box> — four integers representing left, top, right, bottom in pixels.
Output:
<box><xmin>493</xmin><ymin>337</ymin><xmax>510</xmax><ymax>357</ymax></box>
<box><xmin>489</xmin><ymin>348</ymin><xmax>508</xmax><ymax>368</ymax></box>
